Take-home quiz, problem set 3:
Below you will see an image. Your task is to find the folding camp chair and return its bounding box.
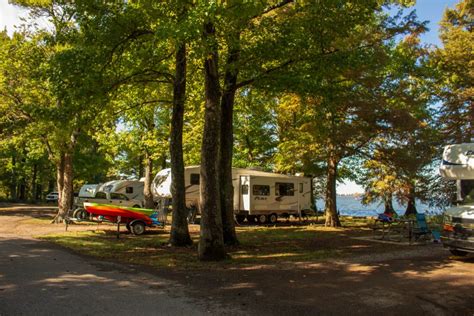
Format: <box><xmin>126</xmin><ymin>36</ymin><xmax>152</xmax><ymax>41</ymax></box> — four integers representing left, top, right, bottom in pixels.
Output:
<box><xmin>413</xmin><ymin>213</ymin><xmax>431</xmax><ymax>241</ymax></box>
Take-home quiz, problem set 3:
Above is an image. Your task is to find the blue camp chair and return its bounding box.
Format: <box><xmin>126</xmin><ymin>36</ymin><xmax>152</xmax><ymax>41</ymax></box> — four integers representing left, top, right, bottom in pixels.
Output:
<box><xmin>413</xmin><ymin>213</ymin><xmax>431</xmax><ymax>241</ymax></box>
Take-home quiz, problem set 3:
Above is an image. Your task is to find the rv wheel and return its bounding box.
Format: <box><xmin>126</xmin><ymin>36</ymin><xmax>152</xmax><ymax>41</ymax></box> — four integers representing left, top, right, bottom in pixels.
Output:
<box><xmin>235</xmin><ymin>215</ymin><xmax>245</xmax><ymax>224</ymax></box>
<box><xmin>257</xmin><ymin>214</ymin><xmax>268</xmax><ymax>224</ymax></box>
<box><xmin>268</xmin><ymin>213</ymin><xmax>278</xmax><ymax>224</ymax></box>
<box><xmin>130</xmin><ymin>221</ymin><xmax>146</xmax><ymax>235</ymax></box>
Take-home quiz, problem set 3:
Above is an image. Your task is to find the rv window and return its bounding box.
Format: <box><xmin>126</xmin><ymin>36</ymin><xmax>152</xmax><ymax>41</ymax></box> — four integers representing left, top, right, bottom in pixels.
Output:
<box><xmin>299</xmin><ymin>183</ymin><xmax>303</xmax><ymax>193</ymax></box>
<box><xmin>110</xmin><ymin>193</ymin><xmax>128</xmax><ymax>200</ymax></box>
<box><xmin>242</xmin><ymin>185</ymin><xmax>249</xmax><ymax>195</ymax></box>
<box><xmin>253</xmin><ymin>185</ymin><xmax>270</xmax><ymax>196</ymax></box>
<box><xmin>95</xmin><ymin>192</ymin><xmax>107</xmax><ymax>199</ymax></box>
<box><xmin>275</xmin><ymin>182</ymin><xmax>294</xmax><ymax>196</ymax></box>
<box><xmin>126</xmin><ymin>187</ymin><xmax>133</xmax><ymax>194</ymax></box>
<box><xmin>460</xmin><ymin>180</ymin><xmax>474</xmax><ymax>204</ymax></box>
<box><xmin>190</xmin><ymin>173</ymin><xmax>200</xmax><ymax>185</ymax></box>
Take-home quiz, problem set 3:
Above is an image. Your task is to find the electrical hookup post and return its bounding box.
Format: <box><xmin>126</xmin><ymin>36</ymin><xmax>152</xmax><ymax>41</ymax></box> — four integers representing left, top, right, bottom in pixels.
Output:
<box><xmin>116</xmin><ymin>216</ymin><xmax>121</xmax><ymax>239</ymax></box>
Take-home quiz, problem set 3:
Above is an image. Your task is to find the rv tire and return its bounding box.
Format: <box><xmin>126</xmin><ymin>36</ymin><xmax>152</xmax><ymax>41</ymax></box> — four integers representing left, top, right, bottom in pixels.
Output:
<box><xmin>269</xmin><ymin>213</ymin><xmax>278</xmax><ymax>224</ymax></box>
<box><xmin>257</xmin><ymin>214</ymin><xmax>268</xmax><ymax>224</ymax></box>
<box><xmin>235</xmin><ymin>215</ymin><xmax>245</xmax><ymax>224</ymax></box>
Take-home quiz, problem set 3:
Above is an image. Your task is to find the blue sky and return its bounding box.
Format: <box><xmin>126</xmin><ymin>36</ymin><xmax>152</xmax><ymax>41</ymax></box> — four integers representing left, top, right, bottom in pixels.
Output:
<box><xmin>0</xmin><ymin>0</ymin><xmax>460</xmax><ymax>194</ymax></box>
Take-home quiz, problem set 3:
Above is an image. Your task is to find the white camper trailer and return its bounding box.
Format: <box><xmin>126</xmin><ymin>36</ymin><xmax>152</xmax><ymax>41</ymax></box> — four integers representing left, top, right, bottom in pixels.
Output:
<box><xmin>152</xmin><ymin>166</ymin><xmax>313</xmax><ymax>224</ymax></box>
<box><xmin>439</xmin><ymin>143</ymin><xmax>474</xmax><ymax>256</ymax></box>
<box><xmin>99</xmin><ymin>180</ymin><xmax>145</xmax><ymax>202</ymax></box>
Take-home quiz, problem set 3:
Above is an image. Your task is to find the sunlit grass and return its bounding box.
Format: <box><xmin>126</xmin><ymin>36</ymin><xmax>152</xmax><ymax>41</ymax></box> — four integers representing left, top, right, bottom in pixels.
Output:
<box><xmin>39</xmin><ymin>219</ymin><xmax>374</xmax><ymax>270</ymax></box>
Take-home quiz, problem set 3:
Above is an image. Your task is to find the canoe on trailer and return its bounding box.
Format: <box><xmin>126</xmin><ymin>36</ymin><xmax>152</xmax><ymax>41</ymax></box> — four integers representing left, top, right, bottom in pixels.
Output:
<box><xmin>83</xmin><ymin>202</ymin><xmax>162</xmax><ymax>235</ymax></box>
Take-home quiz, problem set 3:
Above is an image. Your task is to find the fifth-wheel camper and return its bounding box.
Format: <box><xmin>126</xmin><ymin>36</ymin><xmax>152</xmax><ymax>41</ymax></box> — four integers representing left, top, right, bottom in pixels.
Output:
<box><xmin>152</xmin><ymin>166</ymin><xmax>312</xmax><ymax>224</ymax></box>
<box><xmin>439</xmin><ymin>143</ymin><xmax>474</xmax><ymax>256</ymax></box>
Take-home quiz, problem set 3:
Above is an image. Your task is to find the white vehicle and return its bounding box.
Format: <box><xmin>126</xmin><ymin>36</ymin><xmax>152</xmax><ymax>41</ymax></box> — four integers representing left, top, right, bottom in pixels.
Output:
<box><xmin>439</xmin><ymin>143</ymin><xmax>474</xmax><ymax>256</ymax></box>
<box><xmin>78</xmin><ymin>184</ymin><xmax>102</xmax><ymax>198</ymax></box>
<box><xmin>99</xmin><ymin>180</ymin><xmax>145</xmax><ymax>201</ymax></box>
<box><xmin>152</xmin><ymin>166</ymin><xmax>313</xmax><ymax>224</ymax></box>
<box><xmin>45</xmin><ymin>192</ymin><xmax>59</xmax><ymax>203</ymax></box>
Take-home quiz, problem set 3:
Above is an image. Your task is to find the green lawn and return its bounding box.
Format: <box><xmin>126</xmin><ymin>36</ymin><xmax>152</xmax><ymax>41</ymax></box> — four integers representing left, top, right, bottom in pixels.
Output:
<box><xmin>39</xmin><ymin>217</ymin><xmax>377</xmax><ymax>270</ymax></box>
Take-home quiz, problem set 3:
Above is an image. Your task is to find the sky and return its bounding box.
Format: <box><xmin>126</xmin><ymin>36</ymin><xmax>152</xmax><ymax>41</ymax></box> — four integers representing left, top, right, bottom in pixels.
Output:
<box><xmin>0</xmin><ymin>0</ymin><xmax>460</xmax><ymax>194</ymax></box>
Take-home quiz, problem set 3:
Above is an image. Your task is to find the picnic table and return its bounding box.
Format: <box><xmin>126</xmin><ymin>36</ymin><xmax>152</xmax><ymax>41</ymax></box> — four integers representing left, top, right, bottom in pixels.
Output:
<box><xmin>373</xmin><ymin>217</ymin><xmax>415</xmax><ymax>243</ymax></box>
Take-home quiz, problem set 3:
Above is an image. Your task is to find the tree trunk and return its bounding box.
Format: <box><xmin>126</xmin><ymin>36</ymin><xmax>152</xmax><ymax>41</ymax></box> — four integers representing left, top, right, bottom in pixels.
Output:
<box><xmin>54</xmin><ymin>152</ymin><xmax>73</xmax><ymax>223</ymax></box>
<box><xmin>56</xmin><ymin>152</ymin><xmax>65</xmax><ymax>209</ymax></box>
<box><xmin>384</xmin><ymin>193</ymin><xmax>395</xmax><ymax>214</ymax></box>
<box><xmin>10</xmin><ymin>156</ymin><xmax>17</xmax><ymax>200</ymax></box>
<box><xmin>404</xmin><ymin>185</ymin><xmax>417</xmax><ymax>216</ymax></box>
<box><xmin>324</xmin><ymin>151</ymin><xmax>341</xmax><ymax>227</ymax></box>
<box><xmin>169</xmin><ymin>42</ymin><xmax>193</xmax><ymax>247</ymax></box>
<box><xmin>198</xmin><ymin>21</ymin><xmax>226</xmax><ymax>261</ymax></box>
<box><xmin>143</xmin><ymin>151</ymin><xmax>155</xmax><ymax>209</ymax></box>
<box><xmin>31</xmin><ymin>163</ymin><xmax>37</xmax><ymax>202</ymax></box>
<box><xmin>18</xmin><ymin>181</ymin><xmax>26</xmax><ymax>201</ymax></box>
<box><xmin>219</xmin><ymin>41</ymin><xmax>240</xmax><ymax>246</ymax></box>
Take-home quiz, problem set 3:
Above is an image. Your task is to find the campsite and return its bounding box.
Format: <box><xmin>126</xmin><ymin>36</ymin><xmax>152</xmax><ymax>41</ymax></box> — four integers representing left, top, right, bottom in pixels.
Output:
<box><xmin>0</xmin><ymin>0</ymin><xmax>473</xmax><ymax>315</ymax></box>
<box><xmin>0</xmin><ymin>203</ymin><xmax>473</xmax><ymax>315</ymax></box>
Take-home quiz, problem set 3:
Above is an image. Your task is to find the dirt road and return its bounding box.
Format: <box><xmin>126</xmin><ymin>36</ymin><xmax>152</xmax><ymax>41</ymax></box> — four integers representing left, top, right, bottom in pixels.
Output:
<box><xmin>0</xmin><ymin>204</ymin><xmax>473</xmax><ymax>315</ymax></box>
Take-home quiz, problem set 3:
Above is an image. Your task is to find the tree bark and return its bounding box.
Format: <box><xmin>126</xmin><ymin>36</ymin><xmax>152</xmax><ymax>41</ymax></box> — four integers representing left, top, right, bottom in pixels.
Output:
<box><xmin>219</xmin><ymin>41</ymin><xmax>240</xmax><ymax>246</ymax></box>
<box><xmin>143</xmin><ymin>151</ymin><xmax>155</xmax><ymax>209</ymax></box>
<box><xmin>31</xmin><ymin>163</ymin><xmax>38</xmax><ymax>202</ymax></box>
<box><xmin>54</xmin><ymin>152</ymin><xmax>73</xmax><ymax>223</ymax></box>
<box><xmin>383</xmin><ymin>193</ymin><xmax>395</xmax><ymax>214</ymax></box>
<box><xmin>324</xmin><ymin>151</ymin><xmax>341</xmax><ymax>227</ymax></box>
<box><xmin>198</xmin><ymin>21</ymin><xmax>227</xmax><ymax>261</ymax></box>
<box><xmin>56</xmin><ymin>152</ymin><xmax>65</xmax><ymax>210</ymax></box>
<box><xmin>169</xmin><ymin>42</ymin><xmax>193</xmax><ymax>247</ymax></box>
<box><xmin>53</xmin><ymin>130</ymin><xmax>78</xmax><ymax>223</ymax></box>
<box><xmin>404</xmin><ymin>185</ymin><xmax>417</xmax><ymax>216</ymax></box>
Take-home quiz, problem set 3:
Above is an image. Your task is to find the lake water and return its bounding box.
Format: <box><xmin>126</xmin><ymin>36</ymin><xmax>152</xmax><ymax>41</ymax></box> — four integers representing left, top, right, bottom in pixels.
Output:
<box><xmin>315</xmin><ymin>195</ymin><xmax>442</xmax><ymax>217</ymax></box>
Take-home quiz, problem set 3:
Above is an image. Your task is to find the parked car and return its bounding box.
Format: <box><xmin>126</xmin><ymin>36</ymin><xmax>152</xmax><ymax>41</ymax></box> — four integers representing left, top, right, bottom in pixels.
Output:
<box><xmin>45</xmin><ymin>192</ymin><xmax>59</xmax><ymax>203</ymax></box>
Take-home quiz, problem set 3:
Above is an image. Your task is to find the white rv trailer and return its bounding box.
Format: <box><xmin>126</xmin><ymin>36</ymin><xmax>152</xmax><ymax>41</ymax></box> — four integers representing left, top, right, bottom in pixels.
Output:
<box><xmin>439</xmin><ymin>143</ymin><xmax>474</xmax><ymax>256</ymax></box>
<box><xmin>78</xmin><ymin>184</ymin><xmax>102</xmax><ymax>198</ymax></box>
<box><xmin>152</xmin><ymin>166</ymin><xmax>312</xmax><ymax>224</ymax></box>
<box><xmin>99</xmin><ymin>180</ymin><xmax>145</xmax><ymax>202</ymax></box>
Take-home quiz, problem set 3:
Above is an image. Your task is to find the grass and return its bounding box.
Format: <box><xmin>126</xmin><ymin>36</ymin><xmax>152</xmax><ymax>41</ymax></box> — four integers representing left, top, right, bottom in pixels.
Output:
<box><xmin>39</xmin><ymin>218</ymin><xmax>376</xmax><ymax>270</ymax></box>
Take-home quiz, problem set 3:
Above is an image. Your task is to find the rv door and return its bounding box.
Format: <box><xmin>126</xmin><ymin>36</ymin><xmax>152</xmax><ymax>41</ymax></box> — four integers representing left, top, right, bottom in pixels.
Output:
<box><xmin>240</xmin><ymin>176</ymin><xmax>250</xmax><ymax>211</ymax></box>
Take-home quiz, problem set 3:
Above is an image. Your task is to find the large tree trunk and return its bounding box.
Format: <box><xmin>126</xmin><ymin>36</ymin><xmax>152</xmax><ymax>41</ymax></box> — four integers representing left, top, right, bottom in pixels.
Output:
<box><xmin>219</xmin><ymin>42</ymin><xmax>240</xmax><ymax>246</ymax></box>
<box><xmin>143</xmin><ymin>151</ymin><xmax>155</xmax><ymax>209</ymax></box>
<box><xmin>404</xmin><ymin>185</ymin><xmax>417</xmax><ymax>216</ymax></box>
<box><xmin>169</xmin><ymin>42</ymin><xmax>193</xmax><ymax>247</ymax></box>
<box><xmin>198</xmin><ymin>21</ymin><xmax>226</xmax><ymax>261</ymax></box>
<box><xmin>324</xmin><ymin>151</ymin><xmax>341</xmax><ymax>227</ymax></box>
<box><xmin>54</xmin><ymin>152</ymin><xmax>73</xmax><ymax>223</ymax></box>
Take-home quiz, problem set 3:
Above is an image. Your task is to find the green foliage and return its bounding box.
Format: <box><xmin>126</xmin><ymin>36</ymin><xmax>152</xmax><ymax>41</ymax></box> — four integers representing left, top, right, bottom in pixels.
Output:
<box><xmin>432</xmin><ymin>0</ymin><xmax>473</xmax><ymax>142</ymax></box>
